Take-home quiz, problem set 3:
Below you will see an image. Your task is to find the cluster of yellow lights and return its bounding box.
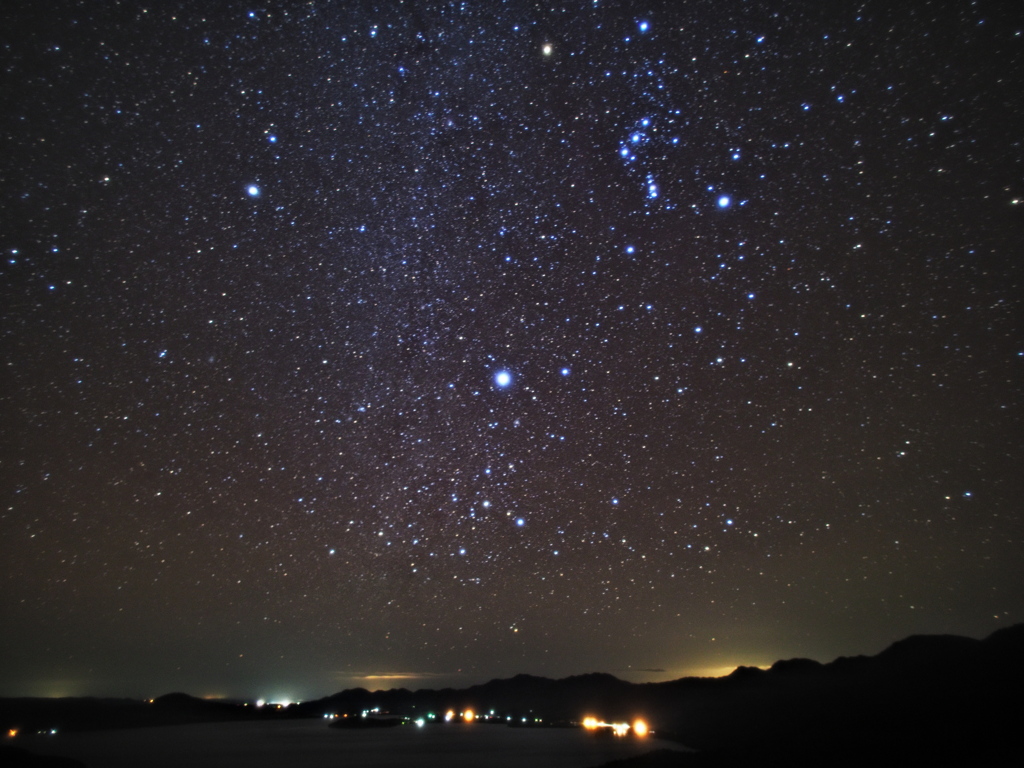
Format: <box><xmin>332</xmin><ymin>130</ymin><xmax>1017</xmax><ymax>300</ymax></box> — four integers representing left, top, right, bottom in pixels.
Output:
<box><xmin>582</xmin><ymin>717</ymin><xmax>648</xmax><ymax>737</ymax></box>
<box><xmin>442</xmin><ymin>708</ymin><xmax>478</xmax><ymax>723</ymax></box>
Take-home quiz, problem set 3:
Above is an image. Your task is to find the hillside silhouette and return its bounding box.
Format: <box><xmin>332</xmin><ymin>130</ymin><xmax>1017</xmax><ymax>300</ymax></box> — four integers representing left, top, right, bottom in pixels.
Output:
<box><xmin>2</xmin><ymin>624</ymin><xmax>1021</xmax><ymax>765</ymax></box>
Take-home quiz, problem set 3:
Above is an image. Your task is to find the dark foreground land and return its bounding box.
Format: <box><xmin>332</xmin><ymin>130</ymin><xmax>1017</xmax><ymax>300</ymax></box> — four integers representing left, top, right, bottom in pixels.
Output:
<box><xmin>3</xmin><ymin>624</ymin><xmax>1022</xmax><ymax>766</ymax></box>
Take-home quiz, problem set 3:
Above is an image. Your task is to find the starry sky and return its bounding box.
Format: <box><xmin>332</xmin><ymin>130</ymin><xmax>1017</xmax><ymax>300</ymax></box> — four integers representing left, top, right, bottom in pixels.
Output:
<box><xmin>2</xmin><ymin>1</ymin><xmax>1022</xmax><ymax>701</ymax></box>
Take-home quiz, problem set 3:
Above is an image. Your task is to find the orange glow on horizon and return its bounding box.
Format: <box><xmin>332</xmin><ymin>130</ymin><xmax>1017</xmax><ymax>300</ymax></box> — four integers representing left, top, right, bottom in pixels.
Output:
<box><xmin>633</xmin><ymin>719</ymin><xmax>649</xmax><ymax>737</ymax></box>
<box><xmin>463</xmin><ymin>709</ymin><xmax>475</xmax><ymax>722</ymax></box>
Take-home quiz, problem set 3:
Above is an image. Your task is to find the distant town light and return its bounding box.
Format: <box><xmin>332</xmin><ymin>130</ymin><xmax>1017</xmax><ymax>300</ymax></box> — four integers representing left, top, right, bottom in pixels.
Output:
<box><xmin>582</xmin><ymin>716</ymin><xmax>645</xmax><ymax>738</ymax></box>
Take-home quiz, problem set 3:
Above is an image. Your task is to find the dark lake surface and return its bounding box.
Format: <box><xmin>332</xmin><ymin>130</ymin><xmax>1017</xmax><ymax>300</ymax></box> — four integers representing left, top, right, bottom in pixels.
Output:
<box><xmin>21</xmin><ymin>719</ymin><xmax>690</xmax><ymax>768</ymax></box>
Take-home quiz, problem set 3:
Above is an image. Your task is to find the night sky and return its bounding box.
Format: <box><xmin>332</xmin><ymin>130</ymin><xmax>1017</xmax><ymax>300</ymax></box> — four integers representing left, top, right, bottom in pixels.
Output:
<box><xmin>2</xmin><ymin>1</ymin><xmax>1022</xmax><ymax>702</ymax></box>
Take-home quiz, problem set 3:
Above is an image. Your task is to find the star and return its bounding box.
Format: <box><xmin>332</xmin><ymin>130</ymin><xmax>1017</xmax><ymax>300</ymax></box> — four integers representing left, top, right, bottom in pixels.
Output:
<box><xmin>1</xmin><ymin>0</ymin><xmax>1016</xmax><ymax>704</ymax></box>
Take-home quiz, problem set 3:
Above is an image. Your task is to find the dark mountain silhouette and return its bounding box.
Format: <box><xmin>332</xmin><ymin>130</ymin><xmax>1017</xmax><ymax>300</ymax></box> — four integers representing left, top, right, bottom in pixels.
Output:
<box><xmin>2</xmin><ymin>624</ymin><xmax>1021</xmax><ymax>766</ymax></box>
<box><xmin>0</xmin><ymin>692</ymin><xmax>266</xmax><ymax>734</ymax></box>
<box><xmin>297</xmin><ymin>624</ymin><xmax>1024</xmax><ymax>764</ymax></box>
<box><xmin>294</xmin><ymin>670</ymin><xmax>642</xmax><ymax>724</ymax></box>
<box><xmin>613</xmin><ymin>623</ymin><xmax>1024</xmax><ymax>766</ymax></box>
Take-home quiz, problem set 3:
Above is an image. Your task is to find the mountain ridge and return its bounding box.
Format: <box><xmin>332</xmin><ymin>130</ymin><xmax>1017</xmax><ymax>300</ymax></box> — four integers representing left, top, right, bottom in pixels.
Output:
<box><xmin>3</xmin><ymin>623</ymin><xmax>1022</xmax><ymax>765</ymax></box>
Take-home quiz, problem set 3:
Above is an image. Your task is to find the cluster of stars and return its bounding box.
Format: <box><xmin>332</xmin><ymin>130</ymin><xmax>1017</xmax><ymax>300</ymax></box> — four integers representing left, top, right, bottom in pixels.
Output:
<box><xmin>0</xmin><ymin>1</ymin><xmax>1020</xmax><ymax>698</ymax></box>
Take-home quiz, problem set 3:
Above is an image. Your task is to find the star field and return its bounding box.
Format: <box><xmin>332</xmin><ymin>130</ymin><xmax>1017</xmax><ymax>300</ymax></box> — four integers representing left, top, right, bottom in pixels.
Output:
<box><xmin>1</xmin><ymin>1</ymin><xmax>1022</xmax><ymax>699</ymax></box>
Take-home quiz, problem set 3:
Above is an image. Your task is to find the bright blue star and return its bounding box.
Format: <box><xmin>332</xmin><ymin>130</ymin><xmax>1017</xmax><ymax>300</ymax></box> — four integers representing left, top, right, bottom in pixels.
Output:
<box><xmin>560</xmin><ymin>367</ymin><xmax>570</xmax><ymax>376</ymax></box>
<box><xmin>494</xmin><ymin>370</ymin><xmax>512</xmax><ymax>388</ymax></box>
<box><xmin>247</xmin><ymin>185</ymin><xmax>260</xmax><ymax>197</ymax></box>
<box><xmin>515</xmin><ymin>518</ymin><xmax>525</xmax><ymax>527</ymax></box>
<box><xmin>638</xmin><ymin>20</ymin><xmax>649</xmax><ymax>33</ymax></box>
<box><xmin>647</xmin><ymin>175</ymin><xmax>659</xmax><ymax>198</ymax></box>
<box><xmin>717</xmin><ymin>195</ymin><xmax>731</xmax><ymax>208</ymax></box>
